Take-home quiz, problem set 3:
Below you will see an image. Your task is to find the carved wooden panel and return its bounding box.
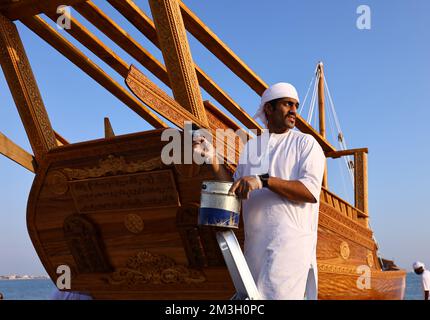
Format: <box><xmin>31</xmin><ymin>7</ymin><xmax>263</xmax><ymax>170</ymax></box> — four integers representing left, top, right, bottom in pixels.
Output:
<box><xmin>63</xmin><ymin>215</ymin><xmax>112</xmax><ymax>274</ymax></box>
<box><xmin>69</xmin><ymin>170</ymin><xmax>180</xmax><ymax>213</ymax></box>
<box><xmin>106</xmin><ymin>250</ymin><xmax>206</xmax><ymax>287</ymax></box>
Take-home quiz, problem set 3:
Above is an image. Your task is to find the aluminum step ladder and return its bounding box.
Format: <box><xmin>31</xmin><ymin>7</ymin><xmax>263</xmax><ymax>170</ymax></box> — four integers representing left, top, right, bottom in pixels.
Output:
<box><xmin>215</xmin><ymin>230</ymin><xmax>261</xmax><ymax>300</ymax></box>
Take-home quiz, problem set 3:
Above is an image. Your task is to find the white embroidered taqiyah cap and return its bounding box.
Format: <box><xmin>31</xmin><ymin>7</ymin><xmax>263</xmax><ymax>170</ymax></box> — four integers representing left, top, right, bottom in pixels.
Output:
<box><xmin>413</xmin><ymin>261</ymin><xmax>425</xmax><ymax>270</ymax></box>
<box><xmin>253</xmin><ymin>82</ymin><xmax>300</xmax><ymax>127</ymax></box>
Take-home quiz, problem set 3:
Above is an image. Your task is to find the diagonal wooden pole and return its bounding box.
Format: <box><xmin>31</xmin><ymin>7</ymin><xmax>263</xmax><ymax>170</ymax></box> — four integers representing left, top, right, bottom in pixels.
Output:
<box><xmin>0</xmin><ymin>13</ymin><xmax>57</xmax><ymax>161</ymax></box>
<box><xmin>148</xmin><ymin>0</ymin><xmax>208</xmax><ymax>127</ymax></box>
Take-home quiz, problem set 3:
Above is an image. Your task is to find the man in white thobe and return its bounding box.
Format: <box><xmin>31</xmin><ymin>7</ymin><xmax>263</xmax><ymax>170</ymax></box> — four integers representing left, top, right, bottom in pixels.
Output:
<box><xmin>413</xmin><ymin>261</ymin><xmax>430</xmax><ymax>300</ymax></box>
<box><xmin>194</xmin><ymin>82</ymin><xmax>325</xmax><ymax>300</ymax></box>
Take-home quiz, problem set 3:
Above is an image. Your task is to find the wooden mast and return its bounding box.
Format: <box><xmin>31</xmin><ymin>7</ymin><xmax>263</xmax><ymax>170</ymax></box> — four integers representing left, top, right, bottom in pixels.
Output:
<box><xmin>0</xmin><ymin>14</ymin><xmax>57</xmax><ymax>162</ymax></box>
<box><xmin>317</xmin><ymin>62</ymin><xmax>328</xmax><ymax>188</ymax></box>
<box><xmin>148</xmin><ymin>0</ymin><xmax>208</xmax><ymax>127</ymax></box>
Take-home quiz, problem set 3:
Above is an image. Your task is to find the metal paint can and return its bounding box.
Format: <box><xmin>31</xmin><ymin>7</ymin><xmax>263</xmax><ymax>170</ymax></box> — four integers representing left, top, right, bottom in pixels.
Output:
<box><xmin>198</xmin><ymin>181</ymin><xmax>241</xmax><ymax>228</ymax></box>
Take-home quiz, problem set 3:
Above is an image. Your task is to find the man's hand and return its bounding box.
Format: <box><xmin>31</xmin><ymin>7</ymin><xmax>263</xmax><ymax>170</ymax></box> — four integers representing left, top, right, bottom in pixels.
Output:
<box><xmin>192</xmin><ymin>134</ymin><xmax>216</xmax><ymax>164</ymax></box>
<box><xmin>229</xmin><ymin>176</ymin><xmax>262</xmax><ymax>199</ymax></box>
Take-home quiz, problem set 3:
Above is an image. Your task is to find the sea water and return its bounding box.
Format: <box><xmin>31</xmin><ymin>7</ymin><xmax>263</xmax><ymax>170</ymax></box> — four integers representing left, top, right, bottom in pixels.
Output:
<box><xmin>0</xmin><ymin>273</ymin><xmax>424</xmax><ymax>300</ymax></box>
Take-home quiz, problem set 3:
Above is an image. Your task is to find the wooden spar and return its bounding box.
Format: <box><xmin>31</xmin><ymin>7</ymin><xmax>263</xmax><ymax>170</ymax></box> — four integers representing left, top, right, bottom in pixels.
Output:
<box><xmin>177</xmin><ymin>1</ymin><xmax>268</xmax><ymax>95</ymax></box>
<box><xmin>44</xmin><ymin>10</ymin><xmax>130</xmax><ymax>78</ymax></box>
<box><xmin>73</xmin><ymin>1</ymin><xmax>170</xmax><ymax>86</ymax></box>
<box><xmin>105</xmin><ymin>0</ymin><xmax>261</xmax><ymax>131</ymax></box>
<box><xmin>0</xmin><ymin>131</ymin><xmax>36</xmax><ymax>173</ymax></box>
<box><xmin>126</xmin><ymin>65</ymin><xmax>206</xmax><ymax>128</ymax></box>
<box><xmin>317</xmin><ymin>63</ymin><xmax>326</xmax><ymax>138</ymax></box>
<box><xmin>354</xmin><ymin>151</ymin><xmax>369</xmax><ymax>227</ymax></box>
<box><xmin>20</xmin><ymin>16</ymin><xmax>167</xmax><ymax>129</ymax></box>
<box><xmin>0</xmin><ymin>0</ymin><xmax>86</xmax><ymax>21</ymax></box>
<box><xmin>0</xmin><ymin>14</ymin><xmax>57</xmax><ymax>160</ymax></box>
<box><xmin>318</xmin><ymin>62</ymin><xmax>328</xmax><ymax>188</ymax></box>
<box><xmin>148</xmin><ymin>0</ymin><xmax>208</xmax><ymax>126</ymax></box>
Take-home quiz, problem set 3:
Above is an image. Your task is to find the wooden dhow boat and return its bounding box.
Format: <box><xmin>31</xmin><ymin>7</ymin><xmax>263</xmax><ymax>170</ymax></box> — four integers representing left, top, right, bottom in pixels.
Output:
<box><xmin>0</xmin><ymin>0</ymin><xmax>406</xmax><ymax>299</ymax></box>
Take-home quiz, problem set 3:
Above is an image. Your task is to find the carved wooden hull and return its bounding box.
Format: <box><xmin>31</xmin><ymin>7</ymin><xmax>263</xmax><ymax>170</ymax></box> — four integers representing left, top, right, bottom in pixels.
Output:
<box><xmin>27</xmin><ymin>129</ymin><xmax>406</xmax><ymax>299</ymax></box>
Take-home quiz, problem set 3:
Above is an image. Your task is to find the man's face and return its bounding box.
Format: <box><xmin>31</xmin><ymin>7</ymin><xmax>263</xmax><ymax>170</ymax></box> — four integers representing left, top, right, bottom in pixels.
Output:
<box><xmin>414</xmin><ymin>267</ymin><xmax>424</xmax><ymax>275</ymax></box>
<box><xmin>264</xmin><ymin>97</ymin><xmax>299</xmax><ymax>131</ymax></box>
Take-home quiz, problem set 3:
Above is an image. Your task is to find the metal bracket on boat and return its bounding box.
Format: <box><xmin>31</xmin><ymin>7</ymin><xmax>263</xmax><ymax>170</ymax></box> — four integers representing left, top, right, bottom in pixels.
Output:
<box><xmin>215</xmin><ymin>230</ymin><xmax>261</xmax><ymax>300</ymax></box>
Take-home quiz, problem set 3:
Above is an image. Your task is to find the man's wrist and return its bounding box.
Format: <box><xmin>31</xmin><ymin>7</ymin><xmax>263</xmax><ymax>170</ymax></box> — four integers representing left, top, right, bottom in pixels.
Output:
<box><xmin>258</xmin><ymin>173</ymin><xmax>270</xmax><ymax>188</ymax></box>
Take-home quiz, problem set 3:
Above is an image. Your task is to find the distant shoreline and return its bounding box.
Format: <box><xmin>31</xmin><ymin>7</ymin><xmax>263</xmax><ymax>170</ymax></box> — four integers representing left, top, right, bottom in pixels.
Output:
<box><xmin>0</xmin><ymin>277</ymin><xmax>49</xmax><ymax>281</ymax></box>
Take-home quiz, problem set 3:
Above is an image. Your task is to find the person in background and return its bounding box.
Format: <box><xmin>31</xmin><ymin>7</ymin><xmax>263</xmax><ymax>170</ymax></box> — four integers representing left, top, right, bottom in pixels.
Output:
<box><xmin>0</xmin><ymin>292</ymin><xmax>3</xmax><ymax>300</ymax></box>
<box><xmin>413</xmin><ymin>261</ymin><xmax>430</xmax><ymax>300</ymax></box>
<box><xmin>50</xmin><ymin>289</ymin><xmax>92</xmax><ymax>300</ymax></box>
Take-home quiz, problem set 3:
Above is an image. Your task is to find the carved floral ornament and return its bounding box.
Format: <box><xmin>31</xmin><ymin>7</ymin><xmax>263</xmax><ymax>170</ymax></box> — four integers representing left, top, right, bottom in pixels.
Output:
<box><xmin>106</xmin><ymin>251</ymin><xmax>206</xmax><ymax>286</ymax></box>
<box><xmin>340</xmin><ymin>241</ymin><xmax>350</xmax><ymax>260</ymax></box>
<box><xmin>45</xmin><ymin>170</ymin><xmax>69</xmax><ymax>195</ymax></box>
<box><xmin>124</xmin><ymin>214</ymin><xmax>144</xmax><ymax>234</ymax></box>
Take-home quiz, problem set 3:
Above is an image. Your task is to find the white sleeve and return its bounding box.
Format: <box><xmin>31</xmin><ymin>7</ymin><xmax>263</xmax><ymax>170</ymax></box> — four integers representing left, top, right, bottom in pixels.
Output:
<box><xmin>422</xmin><ymin>272</ymin><xmax>430</xmax><ymax>291</ymax></box>
<box><xmin>297</xmin><ymin>136</ymin><xmax>326</xmax><ymax>201</ymax></box>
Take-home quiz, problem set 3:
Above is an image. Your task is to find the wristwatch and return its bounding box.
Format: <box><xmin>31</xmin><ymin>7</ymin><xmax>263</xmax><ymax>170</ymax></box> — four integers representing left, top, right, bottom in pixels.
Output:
<box><xmin>258</xmin><ymin>173</ymin><xmax>270</xmax><ymax>188</ymax></box>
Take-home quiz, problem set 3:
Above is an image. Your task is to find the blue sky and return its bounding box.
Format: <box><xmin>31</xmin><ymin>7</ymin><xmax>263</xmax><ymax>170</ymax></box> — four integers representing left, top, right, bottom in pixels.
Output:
<box><xmin>0</xmin><ymin>0</ymin><xmax>429</xmax><ymax>275</ymax></box>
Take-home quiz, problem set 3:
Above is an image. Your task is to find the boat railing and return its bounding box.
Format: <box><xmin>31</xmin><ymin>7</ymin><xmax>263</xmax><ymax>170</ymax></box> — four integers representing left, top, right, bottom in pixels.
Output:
<box><xmin>320</xmin><ymin>187</ymin><xmax>369</xmax><ymax>226</ymax></box>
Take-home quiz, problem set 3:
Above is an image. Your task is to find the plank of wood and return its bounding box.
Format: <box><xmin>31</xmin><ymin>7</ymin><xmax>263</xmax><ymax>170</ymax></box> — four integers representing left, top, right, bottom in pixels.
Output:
<box><xmin>20</xmin><ymin>16</ymin><xmax>167</xmax><ymax>129</ymax></box>
<box><xmin>0</xmin><ymin>131</ymin><xmax>36</xmax><ymax>173</ymax></box>
<box><xmin>73</xmin><ymin>1</ymin><xmax>170</xmax><ymax>86</ymax></box>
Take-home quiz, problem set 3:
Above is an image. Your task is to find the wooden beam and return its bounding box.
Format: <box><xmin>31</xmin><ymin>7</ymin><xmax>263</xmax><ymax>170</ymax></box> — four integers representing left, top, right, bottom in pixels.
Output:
<box><xmin>325</xmin><ymin>148</ymin><xmax>369</xmax><ymax>159</ymax></box>
<box><xmin>44</xmin><ymin>10</ymin><xmax>129</xmax><ymax>78</ymax></box>
<box><xmin>20</xmin><ymin>15</ymin><xmax>167</xmax><ymax>129</ymax></box>
<box><xmin>0</xmin><ymin>13</ymin><xmax>57</xmax><ymax>160</ymax></box>
<box><xmin>0</xmin><ymin>0</ymin><xmax>86</xmax><ymax>21</ymax></box>
<box><xmin>73</xmin><ymin>1</ymin><xmax>170</xmax><ymax>86</ymax></box>
<box><xmin>178</xmin><ymin>1</ymin><xmax>268</xmax><ymax>95</ymax></box>
<box><xmin>148</xmin><ymin>0</ymin><xmax>208</xmax><ymax>125</ymax></box>
<box><xmin>126</xmin><ymin>65</ymin><xmax>206</xmax><ymax>129</ymax></box>
<box><xmin>0</xmin><ymin>131</ymin><xmax>36</xmax><ymax>173</ymax></box>
<box><xmin>105</xmin><ymin>0</ymin><xmax>262</xmax><ymax>131</ymax></box>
